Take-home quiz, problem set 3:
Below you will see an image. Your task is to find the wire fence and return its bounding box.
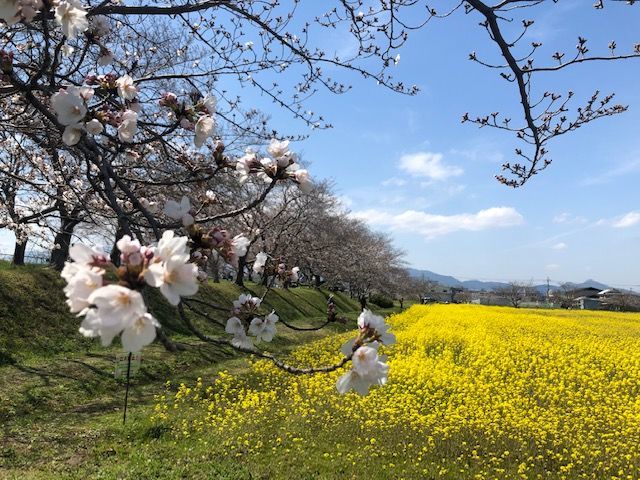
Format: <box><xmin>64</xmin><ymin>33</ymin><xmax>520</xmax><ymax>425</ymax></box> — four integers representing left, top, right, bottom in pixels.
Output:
<box><xmin>0</xmin><ymin>252</ymin><xmax>50</xmax><ymax>264</ymax></box>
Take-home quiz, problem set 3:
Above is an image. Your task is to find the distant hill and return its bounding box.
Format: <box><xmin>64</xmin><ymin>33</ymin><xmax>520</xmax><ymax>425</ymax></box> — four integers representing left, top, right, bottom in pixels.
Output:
<box><xmin>407</xmin><ymin>268</ymin><xmax>610</xmax><ymax>293</ymax></box>
<box><xmin>562</xmin><ymin>279</ymin><xmax>610</xmax><ymax>291</ymax></box>
<box><xmin>407</xmin><ymin>267</ymin><xmax>502</xmax><ymax>290</ymax></box>
<box><xmin>407</xmin><ymin>268</ymin><xmax>463</xmax><ymax>287</ymax></box>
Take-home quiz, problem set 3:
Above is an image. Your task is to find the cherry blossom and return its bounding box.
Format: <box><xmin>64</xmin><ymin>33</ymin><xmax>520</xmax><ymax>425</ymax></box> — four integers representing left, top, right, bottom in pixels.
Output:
<box><xmin>0</xmin><ymin>1</ymin><xmax>20</xmax><ymax>25</ymax></box>
<box><xmin>120</xmin><ymin>313</ymin><xmax>160</xmax><ymax>353</ymax></box>
<box><xmin>235</xmin><ymin>151</ymin><xmax>257</xmax><ymax>183</ymax></box>
<box><xmin>232</xmin><ymin>293</ymin><xmax>261</xmax><ymax>314</ymax></box>
<box><xmin>54</xmin><ymin>0</ymin><xmax>89</xmax><ymax>39</ymax></box>
<box><xmin>59</xmin><ymin>233</ymin><xmax>201</xmax><ymax>352</ymax></box>
<box><xmin>154</xmin><ymin>230</ymin><xmax>189</xmax><ymax>262</ymax></box>
<box><xmin>80</xmin><ymin>307</ymin><xmax>159</xmax><ymax>353</ymax></box>
<box><xmin>194</xmin><ymin>115</ymin><xmax>215</xmax><ymax>148</ymax></box>
<box><xmin>88</xmin><ymin>285</ymin><xmax>147</xmax><ymax>327</ymax></box>
<box><xmin>144</xmin><ymin>254</ymin><xmax>199</xmax><ymax>306</ymax></box>
<box><xmin>163</xmin><ymin>196</ymin><xmax>194</xmax><ymax>227</ymax></box>
<box><xmin>253</xmin><ymin>251</ymin><xmax>268</xmax><ymax>274</ymax></box>
<box><xmin>62</xmin><ymin>243</ymin><xmax>108</xmax><ymax>277</ymax></box>
<box><xmin>202</xmin><ymin>95</ymin><xmax>217</xmax><ymax>115</ymax></box>
<box><xmin>225</xmin><ymin>317</ymin><xmax>254</xmax><ymax>349</ymax></box>
<box><xmin>117</xmin><ymin>110</ymin><xmax>138</xmax><ymax>143</ymax></box>
<box><xmin>116</xmin><ymin>74</ymin><xmax>138</xmax><ymax>101</ymax></box>
<box><xmin>257</xmin><ymin>158</ymin><xmax>277</xmax><ymax>183</ymax></box>
<box><xmin>78</xmin><ymin>285</ymin><xmax>149</xmax><ymax>348</ymax></box>
<box><xmin>336</xmin><ymin>344</ymin><xmax>389</xmax><ymax>395</ymax></box>
<box><xmin>63</xmin><ymin>266</ymin><xmax>103</xmax><ymax>314</ymax></box>
<box><xmin>85</xmin><ymin>119</ymin><xmax>104</xmax><ymax>135</ymax></box>
<box><xmin>291</xmin><ymin>167</ymin><xmax>313</xmax><ymax>193</ymax></box>
<box><xmin>358</xmin><ymin>309</ymin><xmax>396</xmax><ymax>346</ymax></box>
<box><xmin>248</xmin><ymin>310</ymin><xmax>278</xmax><ymax>342</ymax></box>
<box><xmin>51</xmin><ymin>87</ymin><xmax>86</xmax><ymax>126</ymax></box>
<box><xmin>62</xmin><ymin>124</ymin><xmax>83</xmax><ymax>146</ymax></box>
<box><xmin>267</xmin><ymin>138</ymin><xmax>293</xmax><ymax>167</ymax></box>
<box><xmin>116</xmin><ymin>234</ymin><xmax>141</xmax><ymax>254</ymax></box>
<box><xmin>205</xmin><ymin>190</ymin><xmax>216</xmax><ymax>202</ymax></box>
<box><xmin>117</xmin><ymin>234</ymin><xmax>142</xmax><ymax>265</ymax></box>
<box><xmin>287</xmin><ymin>163</ymin><xmax>313</xmax><ymax>193</ymax></box>
<box><xmin>231</xmin><ymin>235</ymin><xmax>250</xmax><ymax>258</ymax></box>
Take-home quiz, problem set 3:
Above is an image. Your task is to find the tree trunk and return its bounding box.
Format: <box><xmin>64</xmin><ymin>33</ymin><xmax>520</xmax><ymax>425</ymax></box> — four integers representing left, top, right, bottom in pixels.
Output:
<box><xmin>359</xmin><ymin>295</ymin><xmax>367</xmax><ymax>311</ymax></box>
<box><xmin>235</xmin><ymin>255</ymin><xmax>246</xmax><ymax>287</ymax></box>
<box><xmin>211</xmin><ymin>257</ymin><xmax>220</xmax><ymax>283</ymax></box>
<box><xmin>49</xmin><ymin>217</ymin><xmax>79</xmax><ymax>271</ymax></box>
<box><xmin>12</xmin><ymin>240</ymin><xmax>26</xmax><ymax>266</ymax></box>
<box><xmin>110</xmin><ymin>225</ymin><xmax>126</xmax><ymax>266</ymax></box>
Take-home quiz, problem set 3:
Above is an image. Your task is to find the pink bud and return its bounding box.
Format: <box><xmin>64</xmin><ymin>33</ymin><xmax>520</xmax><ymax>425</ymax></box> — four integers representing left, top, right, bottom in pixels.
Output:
<box><xmin>128</xmin><ymin>252</ymin><xmax>143</xmax><ymax>266</ymax></box>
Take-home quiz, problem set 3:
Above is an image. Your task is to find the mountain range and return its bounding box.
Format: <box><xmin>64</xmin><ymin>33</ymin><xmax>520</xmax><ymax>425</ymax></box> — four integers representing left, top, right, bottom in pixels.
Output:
<box><xmin>407</xmin><ymin>268</ymin><xmax>610</xmax><ymax>294</ymax></box>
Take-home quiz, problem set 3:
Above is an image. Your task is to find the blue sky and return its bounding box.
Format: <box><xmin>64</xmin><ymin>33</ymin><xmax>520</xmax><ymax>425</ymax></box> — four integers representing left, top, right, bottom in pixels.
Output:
<box><xmin>2</xmin><ymin>1</ymin><xmax>639</xmax><ymax>287</ymax></box>
<box><xmin>289</xmin><ymin>1</ymin><xmax>640</xmax><ymax>287</ymax></box>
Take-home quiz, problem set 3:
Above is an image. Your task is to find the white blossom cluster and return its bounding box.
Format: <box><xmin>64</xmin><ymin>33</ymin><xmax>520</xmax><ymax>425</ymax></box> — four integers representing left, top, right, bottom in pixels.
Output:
<box><xmin>0</xmin><ymin>1</ymin><xmax>88</xmax><ymax>38</ymax></box>
<box><xmin>50</xmin><ymin>72</ymin><xmax>140</xmax><ymax>146</ymax></box>
<box><xmin>251</xmin><ymin>251</ymin><xmax>300</xmax><ymax>287</ymax></box>
<box><xmin>48</xmin><ymin>57</ymin><xmax>216</xmax><ymax>149</ymax></box>
<box><xmin>252</xmin><ymin>251</ymin><xmax>268</xmax><ymax>275</ymax></box>
<box><xmin>143</xmin><ymin>231</ymin><xmax>199</xmax><ymax>306</ymax></box>
<box><xmin>161</xmin><ymin>195</ymin><xmax>253</xmax><ymax>276</ymax></box>
<box><xmin>236</xmin><ymin>139</ymin><xmax>312</xmax><ymax>194</ymax></box>
<box><xmin>336</xmin><ymin>309</ymin><xmax>395</xmax><ymax>395</ymax></box>
<box><xmin>164</xmin><ymin>196</ymin><xmax>195</xmax><ymax>227</ymax></box>
<box><xmin>225</xmin><ymin>294</ymin><xmax>279</xmax><ymax>349</ymax></box>
<box><xmin>160</xmin><ymin>92</ymin><xmax>217</xmax><ymax>148</ymax></box>
<box><xmin>50</xmin><ymin>70</ymin><xmax>312</xmax><ymax>195</ymax></box>
<box><xmin>277</xmin><ymin>263</ymin><xmax>300</xmax><ymax>283</ymax></box>
<box><xmin>61</xmin><ymin>231</ymin><xmax>198</xmax><ymax>352</ymax></box>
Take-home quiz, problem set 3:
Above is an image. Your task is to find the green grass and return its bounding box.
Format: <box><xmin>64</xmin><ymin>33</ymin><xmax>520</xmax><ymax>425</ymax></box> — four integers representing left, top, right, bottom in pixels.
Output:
<box><xmin>0</xmin><ymin>261</ymin><xmax>402</xmax><ymax>478</ymax></box>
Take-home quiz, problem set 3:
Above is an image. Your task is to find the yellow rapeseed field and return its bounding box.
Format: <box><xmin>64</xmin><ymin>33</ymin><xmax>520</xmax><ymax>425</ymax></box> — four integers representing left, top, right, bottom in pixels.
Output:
<box><xmin>153</xmin><ymin>305</ymin><xmax>640</xmax><ymax>479</ymax></box>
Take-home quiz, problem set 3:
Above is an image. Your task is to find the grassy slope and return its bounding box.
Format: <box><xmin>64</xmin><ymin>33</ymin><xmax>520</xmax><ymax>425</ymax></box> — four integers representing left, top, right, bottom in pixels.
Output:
<box><xmin>0</xmin><ymin>261</ymin><xmax>399</xmax><ymax>479</ymax></box>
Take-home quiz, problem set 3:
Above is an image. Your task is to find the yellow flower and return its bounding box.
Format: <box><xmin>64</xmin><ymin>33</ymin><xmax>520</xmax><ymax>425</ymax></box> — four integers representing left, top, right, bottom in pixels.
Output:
<box><xmin>151</xmin><ymin>305</ymin><xmax>640</xmax><ymax>478</ymax></box>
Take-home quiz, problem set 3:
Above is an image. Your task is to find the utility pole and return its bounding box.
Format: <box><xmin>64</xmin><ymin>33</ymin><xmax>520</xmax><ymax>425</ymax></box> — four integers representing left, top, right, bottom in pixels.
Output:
<box><xmin>546</xmin><ymin>276</ymin><xmax>551</xmax><ymax>304</ymax></box>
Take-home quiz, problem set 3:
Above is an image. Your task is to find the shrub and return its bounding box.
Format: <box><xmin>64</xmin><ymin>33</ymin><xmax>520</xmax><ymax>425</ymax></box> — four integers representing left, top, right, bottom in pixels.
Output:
<box><xmin>369</xmin><ymin>294</ymin><xmax>394</xmax><ymax>309</ymax></box>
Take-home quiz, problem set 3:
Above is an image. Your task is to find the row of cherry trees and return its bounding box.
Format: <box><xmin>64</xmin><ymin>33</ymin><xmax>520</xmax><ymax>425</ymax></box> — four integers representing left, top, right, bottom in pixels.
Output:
<box><xmin>0</xmin><ymin>1</ymin><xmax>637</xmax><ymax>395</ymax></box>
<box><xmin>0</xmin><ymin>0</ymin><xmax>419</xmax><ymax>394</ymax></box>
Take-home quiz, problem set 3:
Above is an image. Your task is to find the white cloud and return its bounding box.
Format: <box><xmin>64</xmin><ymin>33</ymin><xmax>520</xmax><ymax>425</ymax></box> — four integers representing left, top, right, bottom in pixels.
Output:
<box><xmin>351</xmin><ymin>206</ymin><xmax>523</xmax><ymax>239</ymax></box>
<box><xmin>545</xmin><ymin>264</ymin><xmax>560</xmax><ymax>271</ymax></box>
<box><xmin>335</xmin><ymin>195</ymin><xmax>353</xmax><ymax>209</ymax></box>
<box><xmin>580</xmin><ymin>158</ymin><xmax>640</xmax><ymax>186</ymax></box>
<box><xmin>551</xmin><ymin>242</ymin><xmax>567</xmax><ymax>250</ymax></box>
<box><xmin>444</xmin><ymin>184</ymin><xmax>466</xmax><ymax>196</ymax></box>
<box><xmin>594</xmin><ymin>211</ymin><xmax>640</xmax><ymax>228</ymax></box>
<box><xmin>381</xmin><ymin>177</ymin><xmax>407</xmax><ymax>187</ymax></box>
<box><xmin>553</xmin><ymin>212</ymin><xmax>570</xmax><ymax>223</ymax></box>
<box><xmin>449</xmin><ymin>146</ymin><xmax>504</xmax><ymax>164</ymax></box>
<box><xmin>398</xmin><ymin>152</ymin><xmax>463</xmax><ymax>181</ymax></box>
<box><xmin>613</xmin><ymin>211</ymin><xmax>640</xmax><ymax>228</ymax></box>
<box><xmin>553</xmin><ymin>212</ymin><xmax>587</xmax><ymax>224</ymax></box>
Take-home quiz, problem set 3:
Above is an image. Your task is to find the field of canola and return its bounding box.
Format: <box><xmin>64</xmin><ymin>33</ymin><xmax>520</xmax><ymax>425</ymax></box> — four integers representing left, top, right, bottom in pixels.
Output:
<box><xmin>153</xmin><ymin>304</ymin><xmax>640</xmax><ymax>479</ymax></box>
